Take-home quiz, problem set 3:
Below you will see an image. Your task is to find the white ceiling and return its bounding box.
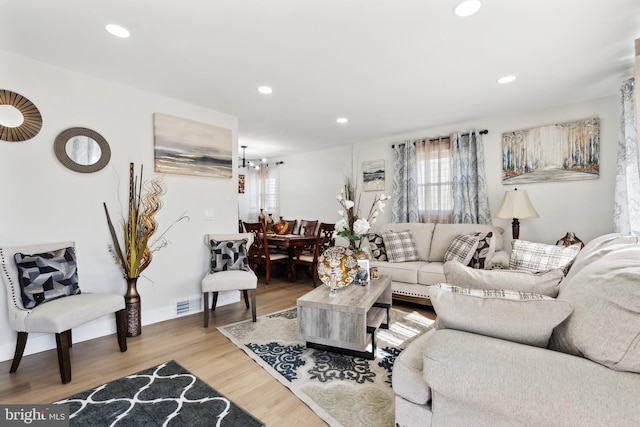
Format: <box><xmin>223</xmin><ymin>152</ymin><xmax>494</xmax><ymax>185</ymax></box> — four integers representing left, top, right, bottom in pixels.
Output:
<box><xmin>1</xmin><ymin>1</ymin><xmax>639</xmax><ymax>159</ymax></box>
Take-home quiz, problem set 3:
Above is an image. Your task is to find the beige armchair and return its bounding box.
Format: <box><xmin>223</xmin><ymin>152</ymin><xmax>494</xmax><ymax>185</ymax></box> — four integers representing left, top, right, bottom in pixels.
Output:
<box><xmin>202</xmin><ymin>233</ymin><xmax>258</xmax><ymax>326</ymax></box>
<box><xmin>0</xmin><ymin>241</ymin><xmax>127</xmax><ymax>384</ymax></box>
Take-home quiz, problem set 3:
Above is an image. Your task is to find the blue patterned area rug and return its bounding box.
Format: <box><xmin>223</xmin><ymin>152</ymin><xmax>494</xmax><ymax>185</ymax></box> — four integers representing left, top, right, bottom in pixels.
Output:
<box><xmin>53</xmin><ymin>360</ymin><xmax>265</xmax><ymax>427</ymax></box>
<box><xmin>218</xmin><ymin>307</ymin><xmax>433</xmax><ymax>427</ymax></box>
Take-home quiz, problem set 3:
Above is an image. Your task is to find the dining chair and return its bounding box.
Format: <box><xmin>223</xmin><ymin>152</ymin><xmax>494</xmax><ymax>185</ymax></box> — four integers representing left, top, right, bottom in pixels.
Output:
<box><xmin>202</xmin><ymin>233</ymin><xmax>258</xmax><ymax>326</ymax></box>
<box><xmin>298</xmin><ymin>220</ymin><xmax>319</xmax><ymax>237</ymax></box>
<box><xmin>243</xmin><ymin>222</ymin><xmax>290</xmax><ymax>284</ymax></box>
<box><xmin>292</xmin><ymin>222</ymin><xmax>335</xmax><ymax>287</ymax></box>
<box><xmin>283</xmin><ymin>219</ymin><xmax>298</xmax><ymax>235</ymax></box>
<box><xmin>0</xmin><ymin>241</ymin><xmax>127</xmax><ymax>384</ymax></box>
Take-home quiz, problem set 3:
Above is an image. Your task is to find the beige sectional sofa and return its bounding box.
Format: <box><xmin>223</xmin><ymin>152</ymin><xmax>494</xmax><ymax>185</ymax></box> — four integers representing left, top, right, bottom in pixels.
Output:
<box><xmin>368</xmin><ymin>222</ymin><xmax>509</xmax><ymax>304</ymax></box>
<box><xmin>392</xmin><ymin>233</ymin><xmax>640</xmax><ymax>426</ymax></box>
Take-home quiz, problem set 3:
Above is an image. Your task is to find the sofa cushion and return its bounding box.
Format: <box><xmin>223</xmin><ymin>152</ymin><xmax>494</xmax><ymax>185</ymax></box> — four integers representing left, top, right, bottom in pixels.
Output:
<box><xmin>549</xmin><ymin>234</ymin><xmax>640</xmax><ymax>373</ymax></box>
<box><xmin>509</xmin><ymin>239</ymin><xmax>580</xmax><ymax>273</ymax></box>
<box><xmin>429</xmin><ymin>223</ymin><xmax>505</xmax><ymax>262</ymax></box>
<box><xmin>368</xmin><ymin>233</ymin><xmax>387</xmax><ymax>261</ymax></box>
<box><xmin>382</xmin><ymin>230</ymin><xmax>419</xmax><ymax>263</ymax></box>
<box><xmin>443</xmin><ymin>233</ymin><xmax>479</xmax><ymax>265</ymax></box>
<box><xmin>417</xmin><ymin>262</ymin><xmax>446</xmax><ymax>286</ymax></box>
<box><xmin>429</xmin><ymin>283</ymin><xmax>573</xmax><ymax>347</ymax></box>
<box><xmin>14</xmin><ymin>246</ymin><xmax>81</xmax><ymax>309</ymax></box>
<box><xmin>443</xmin><ymin>260</ymin><xmax>564</xmax><ymax>297</ymax></box>
<box><xmin>392</xmin><ymin>329</ymin><xmax>434</xmax><ymax>405</ymax></box>
<box><xmin>378</xmin><ymin>223</ymin><xmax>435</xmax><ymax>261</ymax></box>
<box><xmin>470</xmin><ymin>231</ymin><xmax>495</xmax><ymax>269</ymax></box>
<box><xmin>370</xmin><ymin>260</ymin><xmax>426</xmax><ymax>284</ymax></box>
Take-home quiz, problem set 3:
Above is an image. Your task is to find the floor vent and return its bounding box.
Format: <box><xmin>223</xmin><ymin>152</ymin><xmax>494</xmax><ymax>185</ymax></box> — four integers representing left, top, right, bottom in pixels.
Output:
<box><xmin>175</xmin><ymin>297</ymin><xmax>201</xmax><ymax>317</ymax></box>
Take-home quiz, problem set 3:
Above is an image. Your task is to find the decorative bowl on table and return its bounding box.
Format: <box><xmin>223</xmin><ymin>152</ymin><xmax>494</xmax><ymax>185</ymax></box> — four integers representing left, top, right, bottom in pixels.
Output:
<box><xmin>317</xmin><ymin>246</ymin><xmax>358</xmax><ymax>291</ymax></box>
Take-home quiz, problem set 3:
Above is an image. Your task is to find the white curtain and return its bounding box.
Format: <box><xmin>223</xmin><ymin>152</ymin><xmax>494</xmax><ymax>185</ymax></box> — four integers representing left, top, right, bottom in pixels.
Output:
<box><xmin>416</xmin><ymin>137</ymin><xmax>453</xmax><ymax>223</ymax></box>
<box><xmin>614</xmin><ymin>78</ymin><xmax>640</xmax><ymax>236</ymax></box>
<box><xmin>451</xmin><ymin>130</ymin><xmax>491</xmax><ymax>224</ymax></box>
<box><xmin>243</xmin><ymin>164</ymin><xmax>280</xmax><ymax>222</ymax></box>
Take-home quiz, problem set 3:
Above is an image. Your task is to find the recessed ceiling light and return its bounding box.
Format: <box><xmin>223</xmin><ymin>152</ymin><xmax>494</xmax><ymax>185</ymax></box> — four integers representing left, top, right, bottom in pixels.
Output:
<box><xmin>258</xmin><ymin>86</ymin><xmax>273</xmax><ymax>94</ymax></box>
<box><xmin>497</xmin><ymin>75</ymin><xmax>517</xmax><ymax>84</ymax></box>
<box><xmin>454</xmin><ymin>0</ymin><xmax>482</xmax><ymax>17</ymax></box>
<box><xmin>336</xmin><ymin>117</ymin><xmax>348</xmax><ymax>124</ymax></box>
<box><xmin>105</xmin><ymin>24</ymin><xmax>130</xmax><ymax>38</ymax></box>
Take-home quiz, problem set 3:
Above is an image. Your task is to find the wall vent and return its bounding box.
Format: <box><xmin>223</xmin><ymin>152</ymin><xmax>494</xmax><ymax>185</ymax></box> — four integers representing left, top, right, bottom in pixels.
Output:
<box><xmin>175</xmin><ymin>296</ymin><xmax>202</xmax><ymax>317</ymax></box>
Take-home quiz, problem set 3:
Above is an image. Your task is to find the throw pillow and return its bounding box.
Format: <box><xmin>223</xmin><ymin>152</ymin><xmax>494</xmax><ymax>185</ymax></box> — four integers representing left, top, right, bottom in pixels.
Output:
<box><xmin>443</xmin><ymin>234</ymin><xmax>480</xmax><ymax>266</ymax></box>
<box><xmin>210</xmin><ymin>239</ymin><xmax>250</xmax><ymax>272</ymax></box>
<box><xmin>368</xmin><ymin>233</ymin><xmax>387</xmax><ymax>261</ymax></box>
<box><xmin>469</xmin><ymin>231</ymin><xmax>495</xmax><ymax>269</ymax></box>
<box><xmin>443</xmin><ymin>260</ymin><xmax>565</xmax><ymax>297</ymax></box>
<box><xmin>428</xmin><ymin>283</ymin><xmax>573</xmax><ymax>348</ymax></box>
<box><xmin>381</xmin><ymin>230</ymin><xmax>419</xmax><ymax>263</ymax></box>
<box><xmin>14</xmin><ymin>246</ymin><xmax>81</xmax><ymax>309</ymax></box>
<box><xmin>509</xmin><ymin>239</ymin><xmax>580</xmax><ymax>274</ymax></box>
<box><xmin>549</xmin><ymin>235</ymin><xmax>640</xmax><ymax>373</ymax></box>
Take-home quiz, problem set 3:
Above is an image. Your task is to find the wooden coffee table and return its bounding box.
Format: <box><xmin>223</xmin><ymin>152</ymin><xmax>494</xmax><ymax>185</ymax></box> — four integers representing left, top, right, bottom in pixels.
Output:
<box><xmin>296</xmin><ymin>275</ymin><xmax>392</xmax><ymax>359</ymax></box>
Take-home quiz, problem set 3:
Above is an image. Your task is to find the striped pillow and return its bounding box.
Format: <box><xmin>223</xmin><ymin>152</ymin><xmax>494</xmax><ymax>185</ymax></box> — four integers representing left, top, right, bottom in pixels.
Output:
<box><xmin>510</xmin><ymin>240</ymin><xmax>580</xmax><ymax>274</ymax></box>
<box><xmin>444</xmin><ymin>233</ymin><xmax>480</xmax><ymax>265</ymax></box>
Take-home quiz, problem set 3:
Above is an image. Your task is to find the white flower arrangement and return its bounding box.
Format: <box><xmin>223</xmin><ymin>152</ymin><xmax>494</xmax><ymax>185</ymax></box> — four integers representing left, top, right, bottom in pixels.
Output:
<box><xmin>336</xmin><ymin>176</ymin><xmax>390</xmax><ymax>249</ymax></box>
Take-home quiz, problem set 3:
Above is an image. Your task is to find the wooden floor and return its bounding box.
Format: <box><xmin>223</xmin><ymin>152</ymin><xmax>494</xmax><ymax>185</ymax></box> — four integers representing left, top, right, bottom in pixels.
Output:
<box><xmin>0</xmin><ymin>271</ymin><xmax>435</xmax><ymax>426</ymax></box>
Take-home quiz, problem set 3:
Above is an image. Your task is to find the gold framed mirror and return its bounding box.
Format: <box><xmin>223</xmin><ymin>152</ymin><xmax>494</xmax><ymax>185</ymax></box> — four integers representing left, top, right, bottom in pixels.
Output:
<box><xmin>0</xmin><ymin>89</ymin><xmax>43</xmax><ymax>142</ymax></box>
<box><xmin>54</xmin><ymin>127</ymin><xmax>111</xmax><ymax>173</ymax></box>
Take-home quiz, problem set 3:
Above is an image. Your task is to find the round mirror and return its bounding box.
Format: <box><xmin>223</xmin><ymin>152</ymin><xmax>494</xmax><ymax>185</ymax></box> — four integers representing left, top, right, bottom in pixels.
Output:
<box><xmin>54</xmin><ymin>127</ymin><xmax>111</xmax><ymax>173</ymax></box>
<box><xmin>0</xmin><ymin>89</ymin><xmax>43</xmax><ymax>142</ymax></box>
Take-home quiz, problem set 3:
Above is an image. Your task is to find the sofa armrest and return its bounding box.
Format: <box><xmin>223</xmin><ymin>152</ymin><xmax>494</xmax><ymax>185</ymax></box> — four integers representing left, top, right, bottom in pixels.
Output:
<box><xmin>423</xmin><ymin>329</ymin><xmax>640</xmax><ymax>426</ymax></box>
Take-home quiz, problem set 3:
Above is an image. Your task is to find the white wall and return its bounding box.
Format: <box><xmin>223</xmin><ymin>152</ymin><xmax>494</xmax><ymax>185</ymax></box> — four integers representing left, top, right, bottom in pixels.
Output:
<box><xmin>0</xmin><ymin>51</ymin><xmax>241</xmax><ymax>361</ymax></box>
<box><xmin>279</xmin><ymin>95</ymin><xmax>620</xmax><ymax>251</ymax></box>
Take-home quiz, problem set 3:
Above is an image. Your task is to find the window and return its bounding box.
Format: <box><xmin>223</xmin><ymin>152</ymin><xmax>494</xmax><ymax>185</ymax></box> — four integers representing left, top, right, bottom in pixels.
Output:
<box><xmin>416</xmin><ymin>138</ymin><xmax>453</xmax><ymax>223</ymax></box>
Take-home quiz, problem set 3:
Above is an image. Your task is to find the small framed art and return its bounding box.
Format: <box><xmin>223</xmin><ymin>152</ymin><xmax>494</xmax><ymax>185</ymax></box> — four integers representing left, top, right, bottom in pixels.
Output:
<box><xmin>354</xmin><ymin>259</ymin><xmax>370</xmax><ymax>285</ymax></box>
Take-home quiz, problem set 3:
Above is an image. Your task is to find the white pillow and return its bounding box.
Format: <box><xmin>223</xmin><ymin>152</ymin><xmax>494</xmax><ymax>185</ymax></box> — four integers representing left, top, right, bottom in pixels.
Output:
<box><xmin>443</xmin><ymin>260</ymin><xmax>564</xmax><ymax>297</ymax></box>
<box><xmin>428</xmin><ymin>283</ymin><xmax>573</xmax><ymax>347</ymax></box>
<box><xmin>381</xmin><ymin>230</ymin><xmax>419</xmax><ymax>263</ymax></box>
<box><xmin>443</xmin><ymin>234</ymin><xmax>479</xmax><ymax>265</ymax></box>
<box><xmin>510</xmin><ymin>239</ymin><xmax>580</xmax><ymax>273</ymax></box>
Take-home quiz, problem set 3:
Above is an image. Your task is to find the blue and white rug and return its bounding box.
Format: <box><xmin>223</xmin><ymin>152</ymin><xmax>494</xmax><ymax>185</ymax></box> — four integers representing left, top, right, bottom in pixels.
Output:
<box><xmin>54</xmin><ymin>360</ymin><xmax>264</xmax><ymax>427</ymax></box>
<box><xmin>218</xmin><ymin>307</ymin><xmax>433</xmax><ymax>427</ymax></box>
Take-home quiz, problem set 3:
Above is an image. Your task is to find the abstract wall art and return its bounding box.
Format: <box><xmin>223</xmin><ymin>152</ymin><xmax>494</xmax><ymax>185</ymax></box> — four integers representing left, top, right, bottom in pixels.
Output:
<box><xmin>362</xmin><ymin>159</ymin><xmax>385</xmax><ymax>191</ymax></box>
<box><xmin>154</xmin><ymin>113</ymin><xmax>232</xmax><ymax>179</ymax></box>
<box><xmin>502</xmin><ymin>117</ymin><xmax>599</xmax><ymax>184</ymax></box>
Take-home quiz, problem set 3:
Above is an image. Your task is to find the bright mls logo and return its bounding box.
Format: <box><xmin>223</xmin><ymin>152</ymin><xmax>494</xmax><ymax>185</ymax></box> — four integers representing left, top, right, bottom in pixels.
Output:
<box><xmin>1</xmin><ymin>405</ymin><xmax>68</xmax><ymax>426</ymax></box>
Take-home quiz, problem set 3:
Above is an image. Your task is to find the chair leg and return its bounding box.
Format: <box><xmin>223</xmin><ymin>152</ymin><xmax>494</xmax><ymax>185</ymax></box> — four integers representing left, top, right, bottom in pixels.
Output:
<box><xmin>265</xmin><ymin>263</ymin><xmax>271</xmax><ymax>284</ymax></box>
<box><xmin>9</xmin><ymin>332</ymin><xmax>28</xmax><ymax>374</ymax></box>
<box><xmin>242</xmin><ymin>290</ymin><xmax>250</xmax><ymax>308</ymax></box>
<box><xmin>250</xmin><ymin>289</ymin><xmax>257</xmax><ymax>322</ymax></box>
<box><xmin>56</xmin><ymin>330</ymin><xmax>72</xmax><ymax>384</ymax></box>
<box><xmin>203</xmin><ymin>292</ymin><xmax>209</xmax><ymax>327</ymax></box>
<box><xmin>211</xmin><ymin>292</ymin><xmax>219</xmax><ymax>311</ymax></box>
<box><xmin>115</xmin><ymin>309</ymin><xmax>127</xmax><ymax>352</ymax></box>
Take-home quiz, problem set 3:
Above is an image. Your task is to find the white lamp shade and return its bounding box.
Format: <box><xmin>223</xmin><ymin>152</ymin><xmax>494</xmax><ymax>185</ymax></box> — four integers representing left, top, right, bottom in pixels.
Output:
<box><xmin>495</xmin><ymin>189</ymin><xmax>539</xmax><ymax>219</ymax></box>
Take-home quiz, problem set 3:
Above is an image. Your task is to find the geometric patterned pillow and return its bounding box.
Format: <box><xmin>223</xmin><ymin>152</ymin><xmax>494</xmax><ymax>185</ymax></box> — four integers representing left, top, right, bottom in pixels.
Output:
<box><xmin>210</xmin><ymin>239</ymin><xmax>250</xmax><ymax>272</ymax></box>
<box><xmin>469</xmin><ymin>231</ymin><xmax>495</xmax><ymax>269</ymax></box>
<box><xmin>510</xmin><ymin>239</ymin><xmax>581</xmax><ymax>274</ymax></box>
<box><xmin>443</xmin><ymin>234</ymin><xmax>480</xmax><ymax>265</ymax></box>
<box><xmin>14</xmin><ymin>246</ymin><xmax>81</xmax><ymax>309</ymax></box>
<box><xmin>381</xmin><ymin>230</ymin><xmax>419</xmax><ymax>263</ymax></box>
<box><xmin>368</xmin><ymin>233</ymin><xmax>387</xmax><ymax>261</ymax></box>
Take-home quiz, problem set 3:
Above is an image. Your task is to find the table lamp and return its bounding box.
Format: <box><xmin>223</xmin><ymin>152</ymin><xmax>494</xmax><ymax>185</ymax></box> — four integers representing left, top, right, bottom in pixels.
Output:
<box><xmin>495</xmin><ymin>188</ymin><xmax>539</xmax><ymax>239</ymax></box>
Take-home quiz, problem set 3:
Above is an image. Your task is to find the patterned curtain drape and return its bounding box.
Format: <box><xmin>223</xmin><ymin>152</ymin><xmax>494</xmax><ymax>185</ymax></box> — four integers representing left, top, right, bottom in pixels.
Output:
<box><xmin>451</xmin><ymin>130</ymin><xmax>491</xmax><ymax>224</ymax></box>
<box><xmin>416</xmin><ymin>137</ymin><xmax>453</xmax><ymax>223</ymax></box>
<box><xmin>391</xmin><ymin>142</ymin><xmax>419</xmax><ymax>223</ymax></box>
<box><xmin>614</xmin><ymin>78</ymin><xmax>640</xmax><ymax>236</ymax></box>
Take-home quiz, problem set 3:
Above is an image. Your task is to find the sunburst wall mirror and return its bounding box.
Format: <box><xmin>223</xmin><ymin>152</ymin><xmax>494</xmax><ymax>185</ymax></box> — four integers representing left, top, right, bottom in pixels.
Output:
<box><xmin>0</xmin><ymin>89</ymin><xmax>43</xmax><ymax>142</ymax></box>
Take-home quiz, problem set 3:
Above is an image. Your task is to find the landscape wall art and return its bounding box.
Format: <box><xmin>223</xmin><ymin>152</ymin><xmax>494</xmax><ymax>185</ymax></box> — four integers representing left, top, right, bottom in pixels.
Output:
<box><xmin>154</xmin><ymin>113</ymin><xmax>233</xmax><ymax>179</ymax></box>
<box><xmin>502</xmin><ymin>117</ymin><xmax>599</xmax><ymax>184</ymax></box>
<box><xmin>362</xmin><ymin>159</ymin><xmax>385</xmax><ymax>191</ymax></box>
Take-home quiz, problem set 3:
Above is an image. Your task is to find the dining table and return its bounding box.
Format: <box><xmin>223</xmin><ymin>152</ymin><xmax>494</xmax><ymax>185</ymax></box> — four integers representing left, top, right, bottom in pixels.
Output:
<box><xmin>265</xmin><ymin>233</ymin><xmax>317</xmax><ymax>282</ymax></box>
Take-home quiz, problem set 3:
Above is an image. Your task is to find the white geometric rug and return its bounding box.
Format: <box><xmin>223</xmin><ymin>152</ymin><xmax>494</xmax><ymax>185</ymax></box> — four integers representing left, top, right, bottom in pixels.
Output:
<box><xmin>218</xmin><ymin>307</ymin><xmax>433</xmax><ymax>427</ymax></box>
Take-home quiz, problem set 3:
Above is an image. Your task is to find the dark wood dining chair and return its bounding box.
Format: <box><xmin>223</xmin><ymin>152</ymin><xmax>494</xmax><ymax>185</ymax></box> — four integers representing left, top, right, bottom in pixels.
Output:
<box><xmin>283</xmin><ymin>219</ymin><xmax>298</xmax><ymax>234</ymax></box>
<box><xmin>292</xmin><ymin>222</ymin><xmax>335</xmax><ymax>287</ymax></box>
<box><xmin>243</xmin><ymin>222</ymin><xmax>290</xmax><ymax>284</ymax></box>
<box><xmin>298</xmin><ymin>220</ymin><xmax>318</xmax><ymax>237</ymax></box>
